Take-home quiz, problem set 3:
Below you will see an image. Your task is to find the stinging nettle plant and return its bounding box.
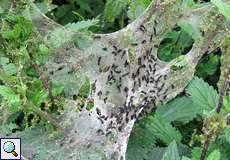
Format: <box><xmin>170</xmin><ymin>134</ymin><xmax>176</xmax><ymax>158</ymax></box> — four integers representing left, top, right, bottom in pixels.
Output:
<box><xmin>0</xmin><ymin>0</ymin><xmax>230</xmax><ymax>159</ymax></box>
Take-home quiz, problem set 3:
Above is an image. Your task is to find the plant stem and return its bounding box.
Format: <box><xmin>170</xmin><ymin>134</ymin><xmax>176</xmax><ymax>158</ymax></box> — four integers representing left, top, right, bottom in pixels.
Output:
<box><xmin>215</xmin><ymin>68</ymin><xmax>230</xmax><ymax>113</ymax></box>
<box><xmin>200</xmin><ymin>67</ymin><xmax>230</xmax><ymax>160</ymax></box>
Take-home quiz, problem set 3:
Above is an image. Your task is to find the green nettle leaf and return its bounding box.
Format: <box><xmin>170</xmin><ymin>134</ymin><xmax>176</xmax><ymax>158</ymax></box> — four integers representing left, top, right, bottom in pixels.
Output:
<box><xmin>156</xmin><ymin>97</ymin><xmax>201</xmax><ymax>123</ymax></box>
<box><xmin>2</xmin><ymin>63</ymin><xmax>17</xmax><ymax>75</ymax></box>
<box><xmin>52</xmin><ymin>84</ymin><xmax>64</xmax><ymax>97</ymax></box>
<box><xmin>127</xmin><ymin>121</ymin><xmax>157</xmax><ymax>160</ymax></box>
<box><xmin>127</xmin><ymin>0</ymin><xmax>152</xmax><ymax>21</ymax></box>
<box><xmin>1</xmin><ymin>14</ymin><xmax>33</xmax><ymax>42</ymax></box>
<box><xmin>1</xmin><ymin>24</ymin><xmax>21</xmax><ymax>40</ymax></box>
<box><xmin>186</xmin><ymin>77</ymin><xmax>218</xmax><ymax>112</ymax></box>
<box><xmin>191</xmin><ymin>147</ymin><xmax>201</xmax><ymax>160</ymax></box>
<box><xmin>39</xmin><ymin>44</ymin><xmax>49</xmax><ymax>55</ymax></box>
<box><xmin>75</xmin><ymin>35</ymin><xmax>92</xmax><ymax>50</ymax></box>
<box><xmin>0</xmin><ymin>57</ymin><xmax>17</xmax><ymax>75</ymax></box>
<box><xmin>0</xmin><ymin>57</ymin><xmax>9</xmax><ymax>64</ymax></box>
<box><xmin>211</xmin><ymin>0</ymin><xmax>230</xmax><ymax>22</ymax></box>
<box><xmin>0</xmin><ymin>6</ymin><xmax>3</xmax><ymax>14</ymax></box>
<box><xmin>65</xmin><ymin>19</ymin><xmax>99</xmax><ymax>31</ymax></box>
<box><xmin>127</xmin><ymin>113</ymin><xmax>183</xmax><ymax>160</ymax></box>
<box><xmin>26</xmin><ymin>79</ymin><xmax>49</xmax><ymax>106</ymax></box>
<box><xmin>182</xmin><ymin>0</ymin><xmax>195</xmax><ymax>8</ymax></box>
<box><xmin>223</xmin><ymin>95</ymin><xmax>230</xmax><ymax>111</ymax></box>
<box><xmin>207</xmin><ymin>149</ymin><xmax>221</xmax><ymax>160</ymax></box>
<box><xmin>0</xmin><ymin>86</ymin><xmax>21</xmax><ymax>112</ymax></box>
<box><xmin>181</xmin><ymin>156</ymin><xmax>191</xmax><ymax>160</ymax></box>
<box><xmin>104</xmin><ymin>0</ymin><xmax>129</xmax><ymax>22</ymax></box>
<box><xmin>223</xmin><ymin>128</ymin><xmax>230</xmax><ymax>144</ymax></box>
<box><xmin>147</xmin><ymin>114</ymin><xmax>182</xmax><ymax>144</ymax></box>
<box><xmin>31</xmin><ymin>90</ymin><xmax>49</xmax><ymax>107</ymax></box>
<box><xmin>196</xmin><ymin>54</ymin><xmax>219</xmax><ymax>78</ymax></box>
<box><xmin>179</xmin><ymin>20</ymin><xmax>199</xmax><ymax>39</ymax></box>
<box><xmin>35</xmin><ymin>2</ymin><xmax>57</xmax><ymax>14</ymax></box>
<box><xmin>55</xmin><ymin>4</ymin><xmax>72</xmax><ymax>18</ymax></box>
<box><xmin>157</xmin><ymin>29</ymin><xmax>194</xmax><ymax>62</ymax></box>
<box><xmin>161</xmin><ymin>141</ymin><xmax>180</xmax><ymax>160</ymax></box>
<box><xmin>144</xmin><ymin>148</ymin><xmax>166</xmax><ymax>160</ymax></box>
<box><xmin>74</xmin><ymin>0</ymin><xmax>93</xmax><ymax>13</ymax></box>
<box><xmin>37</xmin><ymin>44</ymin><xmax>50</xmax><ymax>64</ymax></box>
<box><xmin>171</xmin><ymin>55</ymin><xmax>188</xmax><ymax>71</ymax></box>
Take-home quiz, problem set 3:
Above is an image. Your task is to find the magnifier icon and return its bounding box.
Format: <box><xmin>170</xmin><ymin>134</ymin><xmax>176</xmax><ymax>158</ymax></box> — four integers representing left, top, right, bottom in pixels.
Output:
<box><xmin>3</xmin><ymin>141</ymin><xmax>18</xmax><ymax>157</ymax></box>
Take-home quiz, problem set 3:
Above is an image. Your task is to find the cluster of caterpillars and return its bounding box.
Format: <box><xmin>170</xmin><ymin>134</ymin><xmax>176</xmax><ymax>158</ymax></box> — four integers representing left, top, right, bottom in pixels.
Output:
<box><xmin>93</xmin><ymin>23</ymin><xmax>174</xmax><ymax>137</ymax></box>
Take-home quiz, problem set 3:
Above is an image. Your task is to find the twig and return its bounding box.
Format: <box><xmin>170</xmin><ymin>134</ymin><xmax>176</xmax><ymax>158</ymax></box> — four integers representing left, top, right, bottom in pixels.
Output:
<box><xmin>215</xmin><ymin>68</ymin><xmax>230</xmax><ymax>113</ymax></box>
<box><xmin>200</xmin><ymin>67</ymin><xmax>230</xmax><ymax>160</ymax></box>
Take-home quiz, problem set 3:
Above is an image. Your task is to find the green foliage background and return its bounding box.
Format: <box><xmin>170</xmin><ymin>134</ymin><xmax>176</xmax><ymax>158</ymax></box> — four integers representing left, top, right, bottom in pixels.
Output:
<box><xmin>0</xmin><ymin>0</ymin><xmax>230</xmax><ymax>160</ymax></box>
